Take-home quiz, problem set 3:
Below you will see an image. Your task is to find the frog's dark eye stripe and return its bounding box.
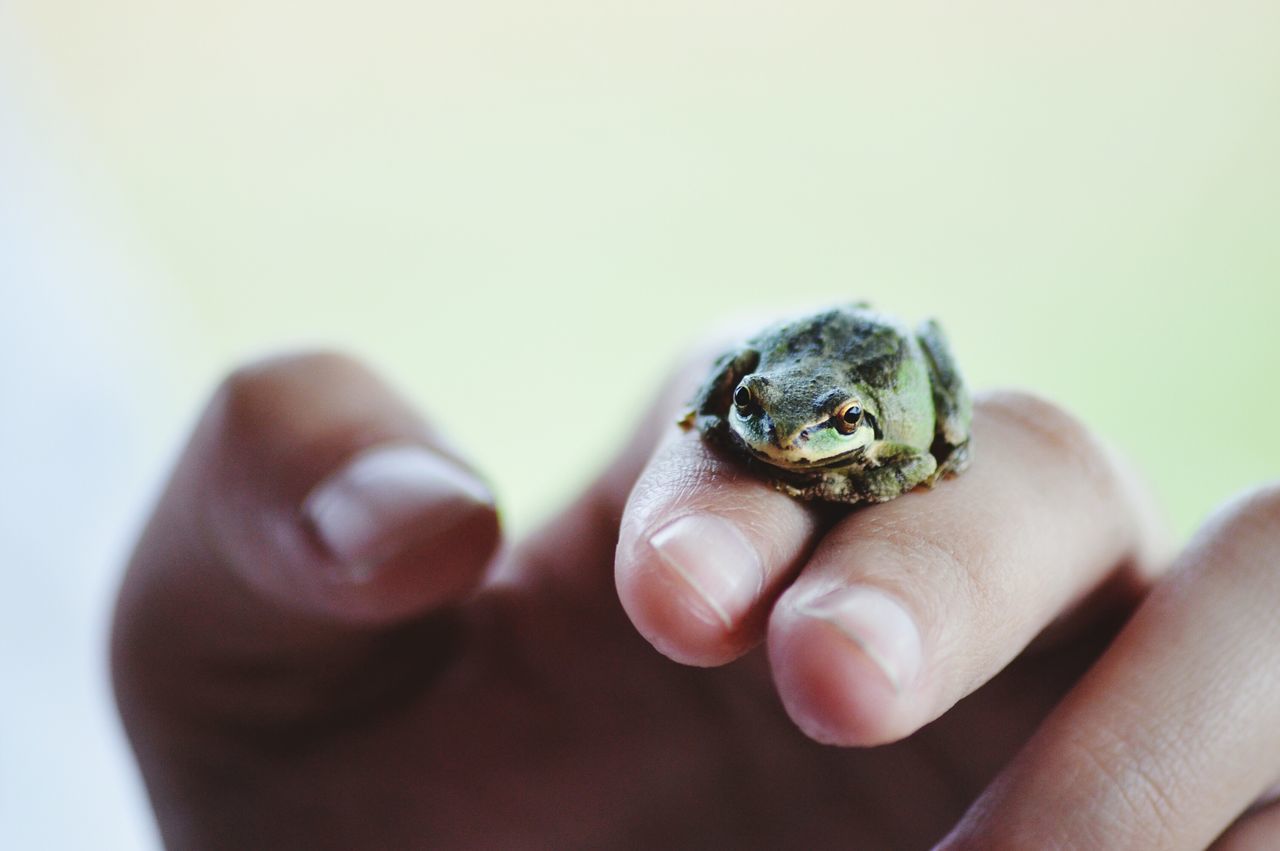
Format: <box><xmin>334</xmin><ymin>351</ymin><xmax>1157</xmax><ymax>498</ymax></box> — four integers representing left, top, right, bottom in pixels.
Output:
<box><xmin>733</xmin><ymin>385</ymin><xmax>752</xmax><ymax>411</ymax></box>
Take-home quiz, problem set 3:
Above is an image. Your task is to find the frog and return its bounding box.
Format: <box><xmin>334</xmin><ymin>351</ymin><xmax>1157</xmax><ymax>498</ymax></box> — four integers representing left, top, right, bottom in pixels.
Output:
<box><xmin>679</xmin><ymin>303</ymin><xmax>972</xmax><ymax>504</ymax></box>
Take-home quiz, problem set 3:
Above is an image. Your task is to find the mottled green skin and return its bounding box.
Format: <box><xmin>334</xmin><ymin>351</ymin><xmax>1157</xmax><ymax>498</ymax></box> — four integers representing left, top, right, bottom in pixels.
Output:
<box><xmin>682</xmin><ymin>304</ymin><xmax>972</xmax><ymax>504</ymax></box>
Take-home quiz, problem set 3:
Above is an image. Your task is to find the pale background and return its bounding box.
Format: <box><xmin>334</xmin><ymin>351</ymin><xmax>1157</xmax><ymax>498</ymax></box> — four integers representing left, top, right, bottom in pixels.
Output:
<box><xmin>2</xmin><ymin>2</ymin><xmax>1277</xmax><ymax>847</ymax></box>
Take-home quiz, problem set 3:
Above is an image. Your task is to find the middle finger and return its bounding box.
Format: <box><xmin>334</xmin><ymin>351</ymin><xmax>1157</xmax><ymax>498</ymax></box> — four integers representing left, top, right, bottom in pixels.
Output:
<box><xmin>768</xmin><ymin>390</ymin><xmax>1166</xmax><ymax>745</ymax></box>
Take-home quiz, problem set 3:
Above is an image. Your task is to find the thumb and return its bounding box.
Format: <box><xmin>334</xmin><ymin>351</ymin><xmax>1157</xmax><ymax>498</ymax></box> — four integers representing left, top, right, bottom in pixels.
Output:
<box><xmin>113</xmin><ymin>351</ymin><xmax>500</xmax><ymax>767</ymax></box>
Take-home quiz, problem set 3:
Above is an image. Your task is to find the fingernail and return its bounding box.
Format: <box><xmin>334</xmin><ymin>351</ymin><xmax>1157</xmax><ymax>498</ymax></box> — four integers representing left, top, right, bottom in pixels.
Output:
<box><xmin>303</xmin><ymin>443</ymin><xmax>494</xmax><ymax>583</ymax></box>
<box><xmin>798</xmin><ymin>587</ymin><xmax>922</xmax><ymax>693</ymax></box>
<box><xmin>649</xmin><ymin>514</ymin><xmax>764</xmax><ymax>629</ymax></box>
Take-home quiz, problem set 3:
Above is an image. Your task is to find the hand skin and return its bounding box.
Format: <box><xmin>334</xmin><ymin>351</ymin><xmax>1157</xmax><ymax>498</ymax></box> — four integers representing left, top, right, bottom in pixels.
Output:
<box><xmin>113</xmin><ymin>348</ymin><xmax>1278</xmax><ymax>849</ymax></box>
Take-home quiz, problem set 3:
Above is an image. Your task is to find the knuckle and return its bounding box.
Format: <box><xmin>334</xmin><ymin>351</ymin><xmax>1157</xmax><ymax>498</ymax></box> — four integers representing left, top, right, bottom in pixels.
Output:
<box><xmin>1219</xmin><ymin>481</ymin><xmax>1280</xmax><ymax>533</ymax></box>
<box><xmin>978</xmin><ymin>389</ymin><xmax>1098</xmax><ymax>464</ymax></box>
<box><xmin>1062</xmin><ymin>727</ymin><xmax>1187</xmax><ymax>849</ymax></box>
<box><xmin>977</xmin><ymin>388</ymin><xmax>1119</xmax><ymax>502</ymax></box>
<box><xmin>1189</xmin><ymin>480</ymin><xmax>1280</xmax><ymax>587</ymax></box>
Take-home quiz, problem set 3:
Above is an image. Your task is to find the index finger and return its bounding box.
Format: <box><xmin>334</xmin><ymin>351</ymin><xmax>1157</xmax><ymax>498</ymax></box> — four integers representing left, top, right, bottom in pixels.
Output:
<box><xmin>615</xmin><ymin>419</ymin><xmax>825</xmax><ymax>665</ymax></box>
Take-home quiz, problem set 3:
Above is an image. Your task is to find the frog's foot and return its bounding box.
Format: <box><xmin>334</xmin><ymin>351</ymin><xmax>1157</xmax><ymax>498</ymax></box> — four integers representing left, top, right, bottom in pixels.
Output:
<box><xmin>927</xmin><ymin>439</ymin><xmax>972</xmax><ymax>486</ymax></box>
<box><xmin>856</xmin><ymin>449</ymin><xmax>937</xmax><ymax>502</ymax></box>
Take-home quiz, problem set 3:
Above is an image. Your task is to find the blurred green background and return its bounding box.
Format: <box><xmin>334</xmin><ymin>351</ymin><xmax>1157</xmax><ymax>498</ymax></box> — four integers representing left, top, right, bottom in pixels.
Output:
<box><xmin>14</xmin><ymin>0</ymin><xmax>1280</xmax><ymax>536</ymax></box>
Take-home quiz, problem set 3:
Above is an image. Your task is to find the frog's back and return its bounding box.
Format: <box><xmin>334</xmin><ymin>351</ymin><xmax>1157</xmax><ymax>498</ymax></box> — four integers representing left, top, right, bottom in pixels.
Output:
<box><xmin>752</xmin><ymin>305</ymin><xmax>909</xmax><ymax>384</ymax></box>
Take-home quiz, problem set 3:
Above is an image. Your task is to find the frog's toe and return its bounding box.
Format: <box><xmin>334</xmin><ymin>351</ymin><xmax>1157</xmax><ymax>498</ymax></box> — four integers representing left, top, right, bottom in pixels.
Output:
<box><xmin>929</xmin><ymin>440</ymin><xmax>972</xmax><ymax>483</ymax></box>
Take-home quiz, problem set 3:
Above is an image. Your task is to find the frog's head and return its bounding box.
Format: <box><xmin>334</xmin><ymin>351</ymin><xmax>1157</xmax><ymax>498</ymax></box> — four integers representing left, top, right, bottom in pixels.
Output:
<box><xmin>727</xmin><ymin>370</ymin><xmax>880</xmax><ymax>469</ymax></box>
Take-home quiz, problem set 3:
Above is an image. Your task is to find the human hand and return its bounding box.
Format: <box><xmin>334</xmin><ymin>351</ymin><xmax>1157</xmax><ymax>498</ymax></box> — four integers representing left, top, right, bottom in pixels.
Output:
<box><xmin>113</xmin><ymin>345</ymin><xmax>1264</xmax><ymax>849</ymax></box>
<box><xmin>616</xmin><ymin>336</ymin><xmax>1280</xmax><ymax>849</ymax></box>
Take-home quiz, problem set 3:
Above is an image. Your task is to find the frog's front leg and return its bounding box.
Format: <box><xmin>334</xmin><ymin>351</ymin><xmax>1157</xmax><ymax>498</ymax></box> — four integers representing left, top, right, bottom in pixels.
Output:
<box><xmin>858</xmin><ymin>442</ymin><xmax>938</xmax><ymax>502</ymax></box>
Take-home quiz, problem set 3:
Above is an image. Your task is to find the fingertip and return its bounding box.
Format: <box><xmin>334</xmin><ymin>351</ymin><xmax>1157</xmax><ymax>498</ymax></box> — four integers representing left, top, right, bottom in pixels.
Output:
<box><xmin>768</xmin><ymin>586</ymin><xmax>923</xmax><ymax>747</ymax></box>
<box><xmin>304</xmin><ymin>443</ymin><xmax>502</xmax><ymax>624</ymax></box>
<box><xmin>304</xmin><ymin>443</ymin><xmax>494</xmax><ymax>578</ymax></box>
<box><xmin>193</xmin><ymin>351</ymin><xmax>504</xmax><ymax>626</ymax></box>
<box><xmin>615</xmin><ymin>512</ymin><xmax>763</xmax><ymax>666</ymax></box>
<box><xmin>323</xmin><ymin>503</ymin><xmax>501</xmax><ymax>625</ymax></box>
<box><xmin>614</xmin><ymin>428</ymin><xmax>811</xmax><ymax>667</ymax></box>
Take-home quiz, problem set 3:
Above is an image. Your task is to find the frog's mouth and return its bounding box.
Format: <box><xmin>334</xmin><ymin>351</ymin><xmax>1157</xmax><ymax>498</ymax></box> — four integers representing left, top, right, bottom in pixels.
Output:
<box><xmin>743</xmin><ymin>443</ymin><xmax>867</xmax><ymax>471</ymax></box>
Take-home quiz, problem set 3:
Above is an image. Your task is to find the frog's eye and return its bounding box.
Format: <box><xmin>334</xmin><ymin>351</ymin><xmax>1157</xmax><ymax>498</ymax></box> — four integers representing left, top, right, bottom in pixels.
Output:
<box><xmin>834</xmin><ymin>400</ymin><xmax>863</xmax><ymax>434</ymax></box>
<box><xmin>733</xmin><ymin>384</ymin><xmax>753</xmax><ymax>413</ymax></box>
